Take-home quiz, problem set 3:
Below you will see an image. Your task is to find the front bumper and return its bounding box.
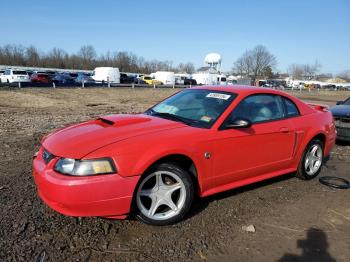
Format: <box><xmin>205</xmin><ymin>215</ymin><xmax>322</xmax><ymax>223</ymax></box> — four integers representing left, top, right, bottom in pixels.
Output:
<box><xmin>32</xmin><ymin>149</ymin><xmax>140</xmax><ymax>218</ymax></box>
<box><xmin>335</xmin><ymin>126</ymin><xmax>350</xmax><ymax>142</ymax></box>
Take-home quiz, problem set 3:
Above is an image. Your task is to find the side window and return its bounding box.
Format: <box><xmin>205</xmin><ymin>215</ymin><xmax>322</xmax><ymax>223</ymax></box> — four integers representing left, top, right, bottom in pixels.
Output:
<box><xmin>283</xmin><ymin>97</ymin><xmax>300</xmax><ymax>117</ymax></box>
<box><xmin>230</xmin><ymin>94</ymin><xmax>285</xmax><ymax>123</ymax></box>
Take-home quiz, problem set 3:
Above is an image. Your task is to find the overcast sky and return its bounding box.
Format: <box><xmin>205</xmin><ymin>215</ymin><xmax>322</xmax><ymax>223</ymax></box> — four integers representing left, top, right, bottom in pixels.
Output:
<box><xmin>1</xmin><ymin>0</ymin><xmax>349</xmax><ymax>73</ymax></box>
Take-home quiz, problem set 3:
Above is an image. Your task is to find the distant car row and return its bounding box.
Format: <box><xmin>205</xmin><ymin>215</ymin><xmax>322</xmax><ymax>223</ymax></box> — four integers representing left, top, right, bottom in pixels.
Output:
<box><xmin>0</xmin><ymin>67</ymin><xmax>198</xmax><ymax>86</ymax></box>
<box><xmin>0</xmin><ymin>69</ymin><xmax>94</xmax><ymax>85</ymax></box>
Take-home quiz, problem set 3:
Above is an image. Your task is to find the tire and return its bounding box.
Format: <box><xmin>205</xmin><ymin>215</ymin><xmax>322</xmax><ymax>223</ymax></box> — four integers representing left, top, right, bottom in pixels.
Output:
<box><xmin>296</xmin><ymin>139</ymin><xmax>324</xmax><ymax>180</ymax></box>
<box><xmin>134</xmin><ymin>163</ymin><xmax>194</xmax><ymax>225</ymax></box>
<box><xmin>319</xmin><ymin>176</ymin><xmax>350</xmax><ymax>189</ymax></box>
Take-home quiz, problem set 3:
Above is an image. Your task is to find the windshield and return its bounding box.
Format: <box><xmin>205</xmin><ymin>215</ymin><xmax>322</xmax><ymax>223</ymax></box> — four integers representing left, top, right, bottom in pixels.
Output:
<box><xmin>344</xmin><ymin>98</ymin><xmax>350</xmax><ymax>105</ymax></box>
<box><xmin>13</xmin><ymin>71</ymin><xmax>27</xmax><ymax>75</ymax></box>
<box><xmin>145</xmin><ymin>89</ymin><xmax>236</xmax><ymax>128</ymax></box>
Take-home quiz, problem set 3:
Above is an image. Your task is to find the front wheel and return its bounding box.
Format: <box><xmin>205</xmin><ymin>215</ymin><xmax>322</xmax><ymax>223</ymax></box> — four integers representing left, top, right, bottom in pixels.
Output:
<box><xmin>296</xmin><ymin>139</ymin><xmax>324</xmax><ymax>180</ymax></box>
<box><xmin>134</xmin><ymin>163</ymin><xmax>194</xmax><ymax>225</ymax></box>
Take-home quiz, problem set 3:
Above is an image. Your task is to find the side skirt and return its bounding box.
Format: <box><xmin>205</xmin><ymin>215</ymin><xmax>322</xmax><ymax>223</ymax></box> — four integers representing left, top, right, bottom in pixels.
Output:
<box><xmin>200</xmin><ymin>168</ymin><xmax>296</xmax><ymax>197</ymax></box>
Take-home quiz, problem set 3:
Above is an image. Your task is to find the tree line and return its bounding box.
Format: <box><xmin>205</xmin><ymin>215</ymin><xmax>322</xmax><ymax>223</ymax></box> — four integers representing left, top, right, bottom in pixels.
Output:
<box><xmin>2</xmin><ymin>43</ymin><xmax>345</xmax><ymax>81</ymax></box>
<box><xmin>0</xmin><ymin>44</ymin><xmax>195</xmax><ymax>74</ymax></box>
<box><xmin>230</xmin><ymin>45</ymin><xmax>343</xmax><ymax>81</ymax></box>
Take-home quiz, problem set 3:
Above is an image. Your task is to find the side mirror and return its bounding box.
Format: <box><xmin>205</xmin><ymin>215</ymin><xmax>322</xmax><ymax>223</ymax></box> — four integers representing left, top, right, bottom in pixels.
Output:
<box><xmin>336</xmin><ymin>101</ymin><xmax>343</xmax><ymax>105</ymax></box>
<box><xmin>225</xmin><ymin>118</ymin><xmax>252</xmax><ymax>129</ymax></box>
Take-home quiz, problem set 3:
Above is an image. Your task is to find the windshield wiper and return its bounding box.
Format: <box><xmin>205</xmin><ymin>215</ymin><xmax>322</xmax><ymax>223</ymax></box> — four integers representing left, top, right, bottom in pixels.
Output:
<box><xmin>145</xmin><ymin>109</ymin><xmax>198</xmax><ymax>126</ymax></box>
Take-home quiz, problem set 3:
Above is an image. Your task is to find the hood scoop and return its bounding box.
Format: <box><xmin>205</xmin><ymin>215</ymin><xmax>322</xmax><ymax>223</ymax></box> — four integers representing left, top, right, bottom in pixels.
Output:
<box><xmin>97</xmin><ymin>117</ymin><xmax>115</xmax><ymax>125</ymax></box>
<box><xmin>96</xmin><ymin>114</ymin><xmax>152</xmax><ymax>127</ymax></box>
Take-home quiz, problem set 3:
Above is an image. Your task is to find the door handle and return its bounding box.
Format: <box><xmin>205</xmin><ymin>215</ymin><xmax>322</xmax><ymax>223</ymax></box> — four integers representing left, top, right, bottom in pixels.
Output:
<box><xmin>279</xmin><ymin>127</ymin><xmax>290</xmax><ymax>133</ymax></box>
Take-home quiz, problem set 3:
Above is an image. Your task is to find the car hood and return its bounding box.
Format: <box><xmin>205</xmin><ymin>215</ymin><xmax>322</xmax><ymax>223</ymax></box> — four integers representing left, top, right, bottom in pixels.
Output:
<box><xmin>330</xmin><ymin>105</ymin><xmax>350</xmax><ymax>117</ymax></box>
<box><xmin>42</xmin><ymin>114</ymin><xmax>185</xmax><ymax>159</ymax></box>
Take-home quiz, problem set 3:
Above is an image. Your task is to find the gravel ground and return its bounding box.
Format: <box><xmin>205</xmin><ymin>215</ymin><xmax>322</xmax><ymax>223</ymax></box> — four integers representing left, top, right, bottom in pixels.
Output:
<box><xmin>0</xmin><ymin>88</ymin><xmax>349</xmax><ymax>261</ymax></box>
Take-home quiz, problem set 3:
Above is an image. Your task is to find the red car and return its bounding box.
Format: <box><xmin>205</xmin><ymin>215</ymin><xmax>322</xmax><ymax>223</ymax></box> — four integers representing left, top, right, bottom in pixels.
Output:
<box><xmin>30</xmin><ymin>72</ymin><xmax>52</xmax><ymax>84</ymax></box>
<box><xmin>33</xmin><ymin>86</ymin><xmax>336</xmax><ymax>225</ymax></box>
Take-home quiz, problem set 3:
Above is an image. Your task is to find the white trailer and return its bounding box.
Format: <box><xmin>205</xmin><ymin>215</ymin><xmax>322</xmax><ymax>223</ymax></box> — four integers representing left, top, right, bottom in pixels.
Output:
<box><xmin>153</xmin><ymin>71</ymin><xmax>175</xmax><ymax>85</ymax></box>
<box><xmin>92</xmin><ymin>67</ymin><xmax>120</xmax><ymax>83</ymax></box>
<box><xmin>191</xmin><ymin>73</ymin><xmax>217</xmax><ymax>85</ymax></box>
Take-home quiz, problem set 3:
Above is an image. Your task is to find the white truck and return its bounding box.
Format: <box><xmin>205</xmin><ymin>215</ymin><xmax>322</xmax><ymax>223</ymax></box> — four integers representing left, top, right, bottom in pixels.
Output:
<box><xmin>153</xmin><ymin>71</ymin><xmax>175</xmax><ymax>86</ymax></box>
<box><xmin>0</xmin><ymin>69</ymin><xmax>30</xmax><ymax>84</ymax></box>
<box><xmin>92</xmin><ymin>67</ymin><xmax>120</xmax><ymax>84</ymax></box>
<box><xmin>191</xmin><ymin>72</ymin><xmax>217</xmax><ymax>85</ymax></box>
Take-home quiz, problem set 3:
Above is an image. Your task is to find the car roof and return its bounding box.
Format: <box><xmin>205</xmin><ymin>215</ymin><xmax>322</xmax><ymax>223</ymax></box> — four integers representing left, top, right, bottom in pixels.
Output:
<box><xmin>191</xmin><ymin>85</ymin><xmax>316</xmax><ymax>116</ymax></box>
<box><xmin>191</xmin><ymin>85</ymin><xmax>288</xmax><ymax>96</ymax></box>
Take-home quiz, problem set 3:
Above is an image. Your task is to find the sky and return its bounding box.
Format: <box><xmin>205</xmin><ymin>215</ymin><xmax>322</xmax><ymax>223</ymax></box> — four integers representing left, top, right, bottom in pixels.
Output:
<box><xmin>1</xmin><ymin>0</ymin><xmax>349</xmax><ymax>74</ymax></box>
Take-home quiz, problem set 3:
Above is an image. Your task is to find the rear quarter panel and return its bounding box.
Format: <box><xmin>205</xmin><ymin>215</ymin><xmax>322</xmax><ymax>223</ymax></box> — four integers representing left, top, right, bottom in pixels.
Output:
<box><xmin>289</xmin><ymin>109</ymin><xmax>335</xmax><ymax>168</ymax></box>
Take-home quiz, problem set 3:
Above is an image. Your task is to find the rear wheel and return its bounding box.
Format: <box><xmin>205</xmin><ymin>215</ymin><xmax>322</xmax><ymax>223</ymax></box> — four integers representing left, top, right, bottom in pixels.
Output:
<box><xmin>134</xmin><ymin>163</ymin><xmax>194</xmax><ymax>225</ymax></box>
<box><xmin>296</xmin><ymin>139</ymin><xmax>324</xmax><ymax>180</ymax></box>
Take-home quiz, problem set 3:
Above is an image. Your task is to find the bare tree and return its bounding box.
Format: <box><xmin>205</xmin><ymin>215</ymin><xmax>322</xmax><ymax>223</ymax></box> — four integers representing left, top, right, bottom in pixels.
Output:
<box><xmin>233</xmin><ymin>45</ymin><xmax>277</xmax><ymax>81</ymax></box>
<box><xmin>177</xmin><ymin>62</ymin><xmax>195</xmax><ymax>74</ymax></box>
<box><xmin>288</xmin><ymin>61</ymin><xmax>322</xmax><ymax>80</ymax></box>
<box><xmin>0</xmin><ymin>43</ymin><xmax>197</xmax><ymax>74</ymax></box>
<box><xmin>337</xmin><ymin>70</ymin><xmax>350</xmax><ymax>81</ymax></box>
<box><xmin>78</xmin><ymin>45</ymin><xmax>97</xmax><ymax>69</ymax></box>
<box><xmin>288</xmin><ymin>64</ymin><xmax>304</xmax><ymax>79</ymax></box>
<box><xmin>25</xmin><ymin>45</ymin><xmax>41</xmax><ymax>67</ymax></box>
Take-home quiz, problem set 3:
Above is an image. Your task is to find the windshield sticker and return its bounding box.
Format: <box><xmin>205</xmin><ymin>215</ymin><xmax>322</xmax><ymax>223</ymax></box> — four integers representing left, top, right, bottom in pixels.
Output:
<box><xmin>155</xmin><ymin>104</ymin><xmax>178</xmax><ymax>114</ymax></box>
<box><xmin>200</xmin><ymin>116</ymin><xmax>212</xmax><ymax>122</ymax></box>
<box><xmin>206</xmin><ymin>93</ymin><xmax>231</xmax><ymax>100</ymax></box>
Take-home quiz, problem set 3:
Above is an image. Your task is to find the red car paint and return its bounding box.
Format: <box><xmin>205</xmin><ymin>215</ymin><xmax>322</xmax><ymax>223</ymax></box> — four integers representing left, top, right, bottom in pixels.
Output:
<box><xmin>32</xmin><ymin>86</ymin><xmax>336</xmax><ymax>218</ymax></box>
<box><xmin>30</xmin><ymin>73</ymin><xmax>52</xmax><ymax>84</ymax></box>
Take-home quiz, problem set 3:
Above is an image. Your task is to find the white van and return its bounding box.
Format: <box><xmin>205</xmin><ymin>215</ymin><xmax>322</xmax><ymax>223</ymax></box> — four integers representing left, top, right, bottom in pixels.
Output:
<box><xmin>0</xmin><ymin>69</ymin><xmax>30</xmax><ymax>83</ymax></box>
<box><xmin>153</xmin><ymin>71</ymin><xmax>175</xmax><ymax>85</ymax></box>
<box><xmin>92</xmin><ymin>67</ymin><xmax>120</xmax><ymax>84</ymax></box>
<box><xmin>175</xmin><ymin>73</ymin><xmax>191</xmax><ymax>85</ymax></box>
<box><xmin>217</xmin><ymin>74</ymin><xmax>227</xmax><ymax>85</ymax></box>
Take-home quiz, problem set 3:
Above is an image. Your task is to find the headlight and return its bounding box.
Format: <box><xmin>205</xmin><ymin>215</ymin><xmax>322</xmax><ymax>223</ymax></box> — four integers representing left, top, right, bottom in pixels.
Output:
<box><xmin>54</xmin><ymin>158</ymin><xmax>116</xmax><ymax>176</ymax></box>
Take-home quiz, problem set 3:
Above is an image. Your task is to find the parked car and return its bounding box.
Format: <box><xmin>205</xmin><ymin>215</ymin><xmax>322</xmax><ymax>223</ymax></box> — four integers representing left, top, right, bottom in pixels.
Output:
<box><xmin>0</xmin><ymin>69</ymin><xmax>30</xmax><ymax>83</ymax></box>
<box><xmin>74</xmin><ymin>73</ymin><xmax>95</xmax><ymax>84</ymax></box>
<box><xmin>184</xmin><ymin>78</ymin><xmax>197</xmax><ymax>85</ymax></box>
<box><xmin>120</xmin><ymin>73</ymin><xmax>136</xmax><ymax>84</ymax></box>
<box><xmin>141</xmin><ymin>75</ymin><xmax>162</xmax><ymax>85</ymax></box>
<box><xmin>46</xmin><ymin>71</ymin><xmax>57</xmax><ymax>78</ymax></box>
<box><xmin>33</xmin><ymin>86</ymin><xmax>335</xmax><ymax>225</ymax></box>
<box><xmin>27</xmin><ymin>71</ymin><xmax>34</xmax><ymax>78</ymax></box>
<box><xmin>330</xmin><ymin>97</ymin><xmax>350</xmax><ymax>142</ymax></box>
<box><xmin>52</xmin><ymin>73</ymin><xmax>75</xmax><ymax>84</ymax></box>
<box><xmin>30</xmin><ymin>72</ymin><xmax>52</xmax><ymax>84</ymax></box>
<box><xmin>133</xmin><ymin>77</ymin><xmax>147</xmax><ymax>85</ymax></box>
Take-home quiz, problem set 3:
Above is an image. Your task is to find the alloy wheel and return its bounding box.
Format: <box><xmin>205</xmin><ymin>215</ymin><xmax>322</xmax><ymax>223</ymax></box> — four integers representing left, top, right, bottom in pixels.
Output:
<box><xmin>136</xmin><ymin>171</ymin><xmax>186</xmax><ymax>221</ymax></box>
<box><xmin>304</xmin><ymin>144</ymin><xmax>323</xmax><ymax>176</ymax></box>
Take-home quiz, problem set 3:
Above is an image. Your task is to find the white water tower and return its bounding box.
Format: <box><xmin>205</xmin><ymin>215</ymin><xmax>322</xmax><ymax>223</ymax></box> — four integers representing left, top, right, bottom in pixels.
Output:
<box><xmin>204</xmin><ymin>53</ymin><xmax>222</xmax><ymax>72</ymax></box>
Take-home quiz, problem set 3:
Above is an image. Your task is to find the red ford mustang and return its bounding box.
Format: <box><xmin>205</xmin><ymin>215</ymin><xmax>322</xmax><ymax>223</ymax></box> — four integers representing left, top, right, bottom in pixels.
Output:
<box><xmin>33</xmin><ymin>86</ymin><xmax>336</xmax><ymax>225</ymax></box>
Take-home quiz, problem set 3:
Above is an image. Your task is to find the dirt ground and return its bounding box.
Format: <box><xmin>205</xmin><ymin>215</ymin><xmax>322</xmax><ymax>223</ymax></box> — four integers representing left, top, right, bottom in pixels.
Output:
<box><xmin>0</xmin><ymin>87</ymin><xmax>349</xmax><ymax>262</ymax></box>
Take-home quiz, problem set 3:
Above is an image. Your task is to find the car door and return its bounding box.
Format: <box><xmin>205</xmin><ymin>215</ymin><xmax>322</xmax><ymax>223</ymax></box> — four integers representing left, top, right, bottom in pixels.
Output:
<box><xmin>211</xmin><ymin>94</ymin><xmax>296</xmax><ymax>188</ymax></box>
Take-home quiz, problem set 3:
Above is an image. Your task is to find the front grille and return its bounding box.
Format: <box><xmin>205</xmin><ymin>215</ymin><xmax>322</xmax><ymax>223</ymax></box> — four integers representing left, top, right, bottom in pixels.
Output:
<box><xmin>340</xmin><ymin>117</ymin><xmax>350</xmax><ymax>123</ymax></box>
<box><xmin>334</xmin><ymin>116</ymin><xmax>350</xmax><ymax>128</ymax></box>
<box><xmin>42</xmin><ymin>149</ymin><xmax>55</xmax><ymax>164</ymax></box>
